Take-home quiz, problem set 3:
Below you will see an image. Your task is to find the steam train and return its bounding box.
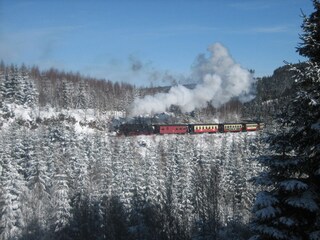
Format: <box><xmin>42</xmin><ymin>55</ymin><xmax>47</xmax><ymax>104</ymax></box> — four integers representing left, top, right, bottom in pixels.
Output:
<box><xmin>118</xmin><ymin>122</ymin><xmax>265</xmax><ymax>136</ymax></box>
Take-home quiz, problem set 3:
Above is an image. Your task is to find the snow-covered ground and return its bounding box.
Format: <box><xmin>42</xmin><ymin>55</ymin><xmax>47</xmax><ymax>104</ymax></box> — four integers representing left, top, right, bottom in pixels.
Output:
<box><xmin>0</xmin><ymin>102</ymin><xmax>265</xmax><ymax>239</ymax></box>
<box><xmin>0</xmin><ymin>103</ymin><xmax>126</xmax><ymax>133</ymax></box>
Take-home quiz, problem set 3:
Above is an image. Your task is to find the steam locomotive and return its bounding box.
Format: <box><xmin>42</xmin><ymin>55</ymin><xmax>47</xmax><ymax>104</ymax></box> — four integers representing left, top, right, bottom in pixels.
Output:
<box><xmin>118</xmin><ymin>122</ymin><xmax>265</xmax><ymax>136</ymax></box>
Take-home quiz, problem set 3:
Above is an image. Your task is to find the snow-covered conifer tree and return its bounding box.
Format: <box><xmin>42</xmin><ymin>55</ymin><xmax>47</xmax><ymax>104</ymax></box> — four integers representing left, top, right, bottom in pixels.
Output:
<box><xmin>250</xmin><ymin>1</ymin><xmax>320</xmax><ymax>239</ymax></box>
<box><xmin>0</xmin><ymin>66</ymin><xmax>19</xmax><ymax>103</ymax></box>
<box><xmin>50</xmin><ymin>166</ymin><xmax>72</xmax><ymax>238</ymax></box>
<box><xmin>191</xmin><ymin>134</ymin><xmax>221</xmax><ymax>239</ymax></box>
<box><xmin>60</xmin><ymin>80</ymin><xmax>73</xmax><ymax>109</ymax></box>
<box><xmin>0</xmin><ymin>129</ymin><xmax>27</xmax><ymax>240</ymax></box>
<box><xmin>15</xmin><ymin>69</ymin><xmax>38</xmax><ymax>107</ymax></box>
<box><xmin>76</xmin><ymin>81</ymin><xmax>89</xmax><ymax>109</ymax></box>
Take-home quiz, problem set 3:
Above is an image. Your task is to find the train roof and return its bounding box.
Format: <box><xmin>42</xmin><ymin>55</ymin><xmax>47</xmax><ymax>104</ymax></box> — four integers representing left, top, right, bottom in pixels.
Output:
<box><xmin>152</xmin><ymin>124</ymin><xmax>188</xmax><ymax>126</ymax></box>
<box><xmin>188</xmin><ymin>123</ymin><xmax>219</xmax><ymax>125</ymax></box>
<box><xmin>152</xmin><ymin>122</ymin><xmax>263</xmax><ymax>126</ymax></box>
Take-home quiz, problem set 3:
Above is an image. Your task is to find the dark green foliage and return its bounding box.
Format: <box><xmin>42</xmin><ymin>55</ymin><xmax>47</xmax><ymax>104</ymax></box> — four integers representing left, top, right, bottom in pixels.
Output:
<box><xmin>243</xmin><ymin>63</ymin><xmax>306</xmax><ymax>122</ymax></box>
<box><xmin>297</xmin><ymin>0</ymin><xmax>320</xmax><ymax>63</ymax></box>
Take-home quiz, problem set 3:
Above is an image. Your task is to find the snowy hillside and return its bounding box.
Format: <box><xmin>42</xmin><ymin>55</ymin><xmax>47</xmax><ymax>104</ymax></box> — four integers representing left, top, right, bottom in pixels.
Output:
<box><xmin>0</xmin><ymin>64</ymin><xmax>266</xmax><ymax>240</ymax></box>
<box><xmin>0</xmin><ymin>103</ymin><xmax>125</xmax><ymax>133</ymax></box>
<box><xmin>0</xmin><ymin>109</ymin><xmax>264</xmax><ymax>239</ymax></box>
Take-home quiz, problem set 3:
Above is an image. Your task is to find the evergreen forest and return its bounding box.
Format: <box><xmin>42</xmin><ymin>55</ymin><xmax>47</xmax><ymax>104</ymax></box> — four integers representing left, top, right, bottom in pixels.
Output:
<box><xmin>0</xmin><ymin>1</ymin><xmax>320</xmax><ymax>240</ymax></box>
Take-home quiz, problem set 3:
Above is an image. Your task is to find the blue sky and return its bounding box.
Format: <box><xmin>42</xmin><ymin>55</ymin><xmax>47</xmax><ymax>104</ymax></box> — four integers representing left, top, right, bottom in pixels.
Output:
<box><xmin>0</xmin><ymin>0</ymin><xmax>314</xmax><ymax>86</ymax></box>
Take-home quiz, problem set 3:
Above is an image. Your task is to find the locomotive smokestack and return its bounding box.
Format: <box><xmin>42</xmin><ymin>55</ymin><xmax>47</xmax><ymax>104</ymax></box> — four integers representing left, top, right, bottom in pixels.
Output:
<box><xmin>130</xmin><ymin>43</ymin><xmax>255</xmax><ymax>116</ymax></box>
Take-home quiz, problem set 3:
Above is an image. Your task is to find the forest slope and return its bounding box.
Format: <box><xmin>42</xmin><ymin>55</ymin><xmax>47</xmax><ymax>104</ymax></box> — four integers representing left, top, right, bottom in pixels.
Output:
<box><xmin>0</xmin><ymin>63</ymin><xmax>266</xmax><ymax>240</ymax></box>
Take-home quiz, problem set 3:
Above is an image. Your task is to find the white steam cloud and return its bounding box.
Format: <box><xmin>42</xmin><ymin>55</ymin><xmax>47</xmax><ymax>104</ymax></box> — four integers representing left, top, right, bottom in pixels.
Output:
<box><xmin>130</xmin><ymin>43</ymin><xmax>255</xmax><ymax>116</ymax></box>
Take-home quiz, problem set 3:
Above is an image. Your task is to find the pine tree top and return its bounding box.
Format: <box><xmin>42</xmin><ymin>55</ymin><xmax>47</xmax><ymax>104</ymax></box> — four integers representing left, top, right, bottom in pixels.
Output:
<box><xmin>297</xmin><ymin>0</ymin><xmax>320</xmax><ymax>63</ymax></box>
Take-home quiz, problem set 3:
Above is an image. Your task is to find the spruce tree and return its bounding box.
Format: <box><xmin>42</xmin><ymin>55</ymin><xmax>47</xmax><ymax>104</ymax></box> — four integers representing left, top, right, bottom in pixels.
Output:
<box><xmin>250</xmin><ymin>1</ymin><xmax>320</xmax><ymax>239</ymax></box>
<box><xmin>297</xmin><ymin>0</ymin><xmax>320</xmax><ymax>63</ymax></box>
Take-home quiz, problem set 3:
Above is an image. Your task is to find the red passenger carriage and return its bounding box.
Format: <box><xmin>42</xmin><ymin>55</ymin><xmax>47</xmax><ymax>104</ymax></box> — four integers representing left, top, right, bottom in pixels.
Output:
<box><xmin>154</xmin><ymin>124</ymin><xmax>189</xmax><ymax>134</ymax></box>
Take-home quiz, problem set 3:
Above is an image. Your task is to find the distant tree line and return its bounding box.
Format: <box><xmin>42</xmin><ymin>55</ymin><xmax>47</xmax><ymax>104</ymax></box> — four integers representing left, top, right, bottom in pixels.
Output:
<box><xmin>0</xmin><ymin>62</ymin><xmax>138</xmax><ymax>112</ymax></box>
<box><xmin>0</xmin><ymin>61</ymin><xmax>255</xmax><ymax>121</ymax></box>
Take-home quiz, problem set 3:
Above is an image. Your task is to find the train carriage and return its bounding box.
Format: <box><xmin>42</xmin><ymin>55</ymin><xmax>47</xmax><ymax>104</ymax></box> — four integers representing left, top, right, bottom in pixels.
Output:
<box><xmin>190</xmin><ymin>124</ymin><xmax>219</xmax><ymax>134</ymax></box>
<box><xmin>223</xmin><ymin>123</ymin><xmax>244</xmax><ymax>132</ymax></box>
<box><xmin>245</xmin><ymin>123</ymin><xmax>259</xmax><ymax>131</ymax></box>
<box><xmin>154</xmin><ymin>124</ymin><xmax>189</xmax><ymax>134</ymax></box>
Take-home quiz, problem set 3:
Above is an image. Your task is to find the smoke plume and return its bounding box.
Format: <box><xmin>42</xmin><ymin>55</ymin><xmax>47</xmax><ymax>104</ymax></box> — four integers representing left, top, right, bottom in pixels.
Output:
<box><xmin>130</xmin><ymin>43</ymin><xmax>255</xmax><ymax>116</ymax></box>
<box><xmin>129</xmin><ymin>55</ymin><xmax>143</xmax><ymax>72</ymax></box>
